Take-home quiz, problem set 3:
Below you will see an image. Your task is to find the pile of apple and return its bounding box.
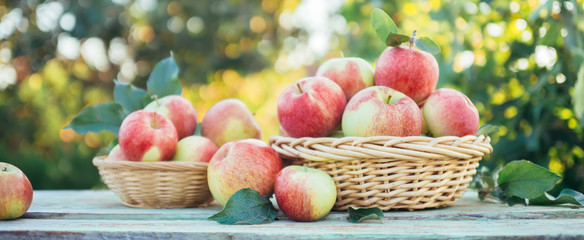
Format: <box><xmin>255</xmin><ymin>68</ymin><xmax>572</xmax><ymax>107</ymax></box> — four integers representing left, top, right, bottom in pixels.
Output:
<box><xmin>277</xmin><ymin>39</ymin><xmax>479</xmax><ymax>139</ymax></box>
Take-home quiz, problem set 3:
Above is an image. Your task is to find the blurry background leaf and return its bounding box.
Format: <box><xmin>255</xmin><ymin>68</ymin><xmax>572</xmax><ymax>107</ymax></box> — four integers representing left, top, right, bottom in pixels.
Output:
<box><xmin>113</xmin><ymin>80</ymin><xmax>146</xmax><ymax>115</ymax></box>
<box><xmin>145</xmin><ymin>56</ymin><xmax>182</xmax><ymax>101</ymax></box>
<box><xmin>476</xmin><ymin>124</ymin><xmax>500</xmax><ymax>137</ymax></box>
<box><xmin>573</xmin><ymin>64</ymin><xmax>584</xmax><ymax>123</ymax></box>
<box><xmin>371</xmin><ymin>8</ymin><xmax>398</xmax><ymax>44</ymax></box>
<box><xmin>64</xmin><ymin>103</ymin><xmax>125</xmax><ymax>137</ymax></box>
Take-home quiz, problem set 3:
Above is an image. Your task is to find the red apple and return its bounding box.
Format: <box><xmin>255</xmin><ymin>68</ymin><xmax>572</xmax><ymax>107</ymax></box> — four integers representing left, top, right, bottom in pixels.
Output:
<box><xmin>144</xmin><ymin>95</ymin><xmax>198</xmax><ymax>139</ymax></box>
<box><xmin>375</xmin><ymin>46</ymin><xmax>439</xmax><ymax>103</ymax></box>
<box><xmin>118</xmin><ymin>110</ymin><xmax>178</xmax><ymax>161</ymax></box>
<box><xmin>0</xmin><ymin>162</ymin><xmax>33</xmax><ymax>220</ymax></box>
<box><xmin>278</xmin><ymin>77</ymin><xmax>347</xmax><ymax>138</ymax></box>
<box><xmin>274</xmin><ymin>165</ymin><xmax>337</xmax><ymax>222</ymax></box>
<box><xmin>342</xmin><ymin>86</ymin><xmax>422</xmax><ymax>137</ymax></box>
<box><xmin>207</xmin><ymin>139</ymin><xmax>283</xmax><ymax>206</ymax></box>
<box><xmin>171</xmin><ymin>136</ymin><xmax>218</xmax><ymax>163</ymax></box>
<box><xmin>422</xmin><ymin>88</ymin><xmax>479</xmax><ymax>137</ymax></box>
<box><xmin>201</xmin><ymin>99</ymin><xmax>261</xmax><ymax>147</ymax></box>
<box><xmin>107</xmin><ymin>144</ymin><xmax>127</xmax><ymax>161</ymax></box>
<box><xmin>316</xmin><ymin>57</ymin><xmax>375</xmax><ymax>101</ymax></box>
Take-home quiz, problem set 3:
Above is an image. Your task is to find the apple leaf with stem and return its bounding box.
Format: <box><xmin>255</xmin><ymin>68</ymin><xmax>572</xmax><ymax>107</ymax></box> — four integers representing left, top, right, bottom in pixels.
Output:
<box><xmin>208</xmin><ymin>188</ymin><xmax>277</xmax><ymax>225</ymax></box>
<box><xmin>529</xmin><ymin>189</ymin><xmax>584</xmax><ymax>206</ymax></box>
<box><xmin>113</xmin><ymin>80</ymin><xmax>146</xmax><ymax>116</ymax></box>
<box><xmin>144</xmin><ymin>54</ymin><xmax>182</xmax><ymax>105</ymax></box>
<box><xmin>347</xmin><ymin>206</ymin><xmax>383</xmax><ymax>223</ymax></box>
<box><xmin>476</xmin><ymin>124</ymin><xmax>500</xmax><ymax>136</ymax></box>
<box><xmin>64</xmin><ymin>102</ymin><xmax>125</xmax><ymax>136</ymax></box>
<box><xmin>572</xmin><ymin>63</ymin><xmax>584</xmax><ymax>124</ymax></box>
<box><xmin>371</xmin><ymin>8</ymin><xmax>398</xmax><ymax>44</ymax></box>
<box><xmin>385</xmin><ymin>33</ymin><xmax>410</xmax><ymax>47</ymax></box>
<box><xmin>415</xmin><ymin>37</ymin><xmax>441</xmax><ymax>54</ymax></box>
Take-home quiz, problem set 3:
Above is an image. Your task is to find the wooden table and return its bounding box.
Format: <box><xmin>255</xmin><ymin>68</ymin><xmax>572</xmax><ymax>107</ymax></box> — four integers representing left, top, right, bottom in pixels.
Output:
<box><xmin>1</xmin><ymin>190</ymin><xmax>583</xmax><ymax>239</ymax></box>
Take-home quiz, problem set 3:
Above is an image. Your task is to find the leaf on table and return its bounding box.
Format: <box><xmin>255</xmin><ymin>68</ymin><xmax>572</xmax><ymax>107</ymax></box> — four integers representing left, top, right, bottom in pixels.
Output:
<box><xmin>114</xmin><ymin>80</ymin><xmax>146</xmax><ymax>115</ymax></box>
<box><xmin>572</xmin><ymin>63</ymin><xmax>584</xmax><ymax>122</ymax></box>
<box><xmin>145</xmin><ymin>55</ymin><xmax>182</xmax><ymax>103</ymax></box>
<box><xmin>386</xmin><ymin>33</ymin><xmax>410</xmax><ymax>47</ymax></box>
<box><xmin>347</xmin><ymin>206</ymin><xmax>383</xmax><ymax>223</ymax></box>
<box><xmin>64</xmin><ymin>102</ymin><xmax>125</xmax><ymax>136</ymax></box>
<box><xmin>476</xmin><ymin>124</ymin><xmax>499</xmax><ymax>137</ymax></box>
<box><xmin>415</xmin><ymin>37</ymin><xmax>441</xmax><ymax>54</ymax></box>
<box><xmin>529</xmin><ymin>189</ymin><xmax>584</xmax><ymax>207</ymax></box>
<box><xmin>208</xmin><ymin>188</ymin><xmax>277</xmax><ymax>225</ymax></box>
<box><xmin>370</xmin><ymin>8</ymin><xmax>398</xmax><ymax>44</ymax></box>
<box><xmin>497</xmin><ymin>160</ymin><xmax>560</xmax><ymax>200</ymax></box>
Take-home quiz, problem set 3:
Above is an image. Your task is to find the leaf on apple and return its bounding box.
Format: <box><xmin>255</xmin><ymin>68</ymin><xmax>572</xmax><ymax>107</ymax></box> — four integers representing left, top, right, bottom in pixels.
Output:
<box><xmin>114</xmin><ymin>80</ymin><xmax>146</xmax><ymax>115</ymax></box>
<box><xmin>346</xmin><ymin>206</ymin><xmax>383</xmax><ymax>223</ymax></box>
<box><xmin>144</xmin><ymin>55</ymin><xmax>182</xmax><ymax>104</ymax></box>
<box><xmin>415</xmin><ymin>37</ymin><xmax>441</xmax><ymax>54</ymax></box>
<box><xmin>208</xmin><ymin>188</ymin><xmax>277</xmax><ymax>225</ymax></box>
<box><xmin>371</xmin><ymin>8</ymin><xmax>398</xmax><ymax>44</ymax></box>
<box><xmin>476</xmin><ymin>124</ymin><xmax>500</xmax><ymax>137</ymax></box>
<box><xmin>64</xmin><ymin>102</ymin><xmax>126</xmax><ymax>136</ymax></box>
<box><xmin>385</xmin><ymin>33</ymin><xmax>410</xmax><ymax>47</ymax></box>
<box><xmin>497</xmin><ymin>160</ymin><xmax>560</xmax><ymax>200</ymax></box>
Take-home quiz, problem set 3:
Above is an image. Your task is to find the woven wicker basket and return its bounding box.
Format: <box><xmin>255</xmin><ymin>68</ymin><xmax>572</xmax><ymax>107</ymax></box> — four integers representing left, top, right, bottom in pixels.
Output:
<box><xmin>270</xmin><ymin>135</ymin><xmax>493</xmax><ymax>211</ymax></box>
<box><xmin>92</xmin><ymin>156</ymin><xmax>213</xmax><ymax>208</ymax></box>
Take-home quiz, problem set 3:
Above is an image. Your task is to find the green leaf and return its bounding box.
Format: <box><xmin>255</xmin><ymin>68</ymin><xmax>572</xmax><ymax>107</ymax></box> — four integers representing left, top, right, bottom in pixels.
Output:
<box><xmin>347</xmin><ymin>206</ymin><xmax>383</xmax><ymax>223</ymax></box>
<box><xmin>113</xmin><ymin>80</ymin><xmax>146</xmax><ymax>114</ymax></box>
<box><xmin>370</xmin><ymin>8</ymin><xmax>398</xmax><ymax>44</ymax></box>
<box><xmin>145</xmin><ymin>55</ymin><xmax>182</xmax><ymax>101</ymax></box>
<box><xmin>64</xmin><ymin>102</ymin><xmax>125</xmax><ymax>136</ymax></box>
<box><xmin>415</xmin><ymin>37</ymin><xmax>441</xmax><ymax>54</ymax></box>
<box><xmin>208</xmin><ymin>188</ymin><xmax>277</xmax><ymax>225</ymax></box>
<box><xmin>193</xmin><ymin>122</ymin><xmax>202</xmax><ymax>136</ymax></box>
<box><xmin>386</xmin><ymin>33</ymin><xmax>410</xmax><ymax>47</ymax></box>
<box><xmin>476</xmin><ymin>124</ymin><xmax>500</xmax><ymax>136</ymax></box>
<box><xmin>573</xmin><ymin>63</ymin><xmax>584</xmax><ymax>122</ymax></box>
<box><xmin>497</xmin><ymin>160</ymin><xmax>560</xmax><ymax>199</ymax></box>
<box><xmin>529</xmin><ymin>189</ymin><xmax>584</xmax><ymax>206</ymax></box>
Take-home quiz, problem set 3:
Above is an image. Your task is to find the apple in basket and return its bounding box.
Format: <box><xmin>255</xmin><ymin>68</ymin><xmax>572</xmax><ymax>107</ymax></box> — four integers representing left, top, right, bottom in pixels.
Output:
<box><xmin>342</xmin><ymin>86</ymin><xmax>422</xmax><ymax>137</ymax></box>
<box><xmin>0</xmin><ymin>162</ymin><xmax>33</xmax><ymax>220</ymax></box>
<box><xmin>274</xmin><ymin>165</ymin><xmax>337</xmax><ymax>222</ymax></box>
<box><xmin>171</xmin><ymin>136</ymin><xmax>218</xmax><ymax>163</ymax></box>
<box><xmin>201</xmin><ymin>98</ymin><xmax>262</xmax><ymax>147</ymax></box>
<box><xmin>315</xmin><ymin>57</ymin><xmax>375</xmax><ymax>101</ymax></box>
<box><xmin>422</xmin><ymin>88</ymin><xmax>479</xmax><ymax>137</ymax></box>
<box><xmin>118</xmin><ymin>110</ymin><xmax>178</xmax><ymax>161</ymax></box>
<box><xmin>107</xmin><ymin>144</ymin><xmax>127</xmax><ymax>160</ymax></box>
<box><xmin>278</xmin><ymin>77</ymin><xmax>347</xmax><ymax>138</ymax></box>
<box><xmin>375</xmin><ymin>45</ymin><xmax>439</xmax><ymax>104</ymax></box>
<box><xmin>207</xmin><ymin>139</ymin><xmax>283</xmax><ymax>206</ymax></box>
<box><xmin>144</xmin><ymin>95</ymin><xmax>198</xmax><ymax>140</ymax></box>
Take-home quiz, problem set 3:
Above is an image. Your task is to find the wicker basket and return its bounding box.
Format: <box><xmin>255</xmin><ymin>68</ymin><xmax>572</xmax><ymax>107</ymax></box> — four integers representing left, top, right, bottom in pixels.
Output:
<box><xmin>92</xmin><ymin>156</ymin><xmax>213</xmax><ymax>208</ymax></box>
<box><xmin>270</xmin><ymin>135</ymin><xmax>493</xmax><ymax>211</ymax></box>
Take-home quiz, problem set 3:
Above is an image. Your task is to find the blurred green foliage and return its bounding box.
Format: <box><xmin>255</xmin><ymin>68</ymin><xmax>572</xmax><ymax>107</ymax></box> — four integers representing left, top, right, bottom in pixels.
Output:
<box><xmin>0</xmin><ymin>0</ymin><xmax>582</xmax><ymax>191</ymax></box>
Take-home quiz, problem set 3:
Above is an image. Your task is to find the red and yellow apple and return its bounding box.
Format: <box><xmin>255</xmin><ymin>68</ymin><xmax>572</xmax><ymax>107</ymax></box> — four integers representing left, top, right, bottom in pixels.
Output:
<box><xmin>274</xmin><ymin>165</ymin><xmax>337</xmax><ymax>222</ymax></box>
<box><xmin>107</xmin><ymin>144</ymin><xmax>127</xmax><ymax>161</ymax></box>
<box><xmin>375</xmin><ymin>46</ymin><xmax>439</xmax><ymax>103</ymax></box>
<box><xmin>316</xmin><ymin>57</ymin><xmax>375</xmax><ymax>101</ymax></box>
<box><xmin>201</xmin><ymin>99</ymin><xmax>261</xmax><ymax>147</ymax></box>
<box><xmin>171</xmin><ymin>136</ymin><xmax>218</xmax><ymax>163</ymax></box>
<box><xmin>118</xmin><ymin>110</ymin><xmax>178</xmax><ymax>161</ymax></box>
<box><xmin>144</xmin><ymin>95</ymin><xmax>198</xmax><ymax>139</ymax></box>
<box><xmin>422</xmin><ymin>88</ymin><xmax>479</xmax><ymax>137</ymax></box>
<box><xmin>207</xmin><ymin>139</ymin><xmax>283</xmax><ymax>206</ymax></box>
<box><xmin>277</xmin><ymin>77</ymin><xmax>346</xmax><ymax>138</ymax></box>
<box><xmin>0</xmin><ymin>162</ymin><xmax>33</xmax><ymax>220</ymax></box>
<box><xmin>342</xmin><ymin>86</ymin><xmax>422</xmax><ymax>137</ymax></box>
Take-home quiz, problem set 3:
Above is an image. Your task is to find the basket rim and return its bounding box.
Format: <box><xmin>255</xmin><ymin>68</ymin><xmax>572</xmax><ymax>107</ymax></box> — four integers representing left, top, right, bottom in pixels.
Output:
<box><xmin>92</xmin><ymin>156</ymin><xmax>208</xmax><ymax>171</ymax></box>
<box><xmin>269</xmin><ymin>134</ymin><xmax>493</xmax><ymax>162</ymax></box>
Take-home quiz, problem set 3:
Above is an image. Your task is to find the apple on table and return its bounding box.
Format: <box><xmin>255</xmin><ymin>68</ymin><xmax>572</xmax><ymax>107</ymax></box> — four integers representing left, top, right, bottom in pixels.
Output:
<box><xmin>274</xmin><ymin>165</ymin><xmax>337</xmax><ymax>222</ymax></box>
<box><xmin>316</xmin><ymin>57</ymin><xmax>375</xmax><ymax>101</ymax></box>
<box><xmin>0</xmin><ymin>162</ymin><xmax>33</xmax><ymax>220</ymax></box>
<box><xmin>144</xmin><ymin>95</ymin><xmax>198</xmax><ymax>140</ymax></box>
<box><xmin>207</xmin><ymin>139</ymin><xmax>283</xmax><ymax>206</ymax></box>
<box><xmin>201</xmin><ymin>99</ymin><xmax>262</xmax><ymax>147</ymax></box>
<box><xmin>342</xmin><ymin>86</ymin><xmax>422</xmax><ymax>137</ymax></box>
<box><xmin>422</xmin><ymin>88</ymin><xmax>480</xmax><ymax>137</ymax></box>
<box><xmin>278</xmin><ymin>77</ymin><xmax>347</xmax><ymax>138</ymax></box>
<box><xmin>118</xmin><ymin>110</ymin><xmax>178</xmax><ymax>161</ymax></box>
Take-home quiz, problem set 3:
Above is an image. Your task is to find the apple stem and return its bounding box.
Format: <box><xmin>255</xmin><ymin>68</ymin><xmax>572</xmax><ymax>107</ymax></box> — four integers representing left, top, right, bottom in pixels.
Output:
<box><xmin>387</xmin><ymin>94</ymin><xmax>392</xmax><ymax>104</ymax></box>
<box><xmin>152</xmin><ymin>95</ymin><xmax>160</xmax><ymax>107</ymax></box>
<box><xmin>153</xmin><ymin>112</ymin><xmax>159</xmax><ymax>129</ymax></box>
<box><xmin>296</xmin><ymin>83</ymin><xmax>304</xmax><ymax>94</ymax></box>
<box><xmin>409</xmin><ymin>30</ymin><xmax>417</xmax><ymax>49</ymax></box>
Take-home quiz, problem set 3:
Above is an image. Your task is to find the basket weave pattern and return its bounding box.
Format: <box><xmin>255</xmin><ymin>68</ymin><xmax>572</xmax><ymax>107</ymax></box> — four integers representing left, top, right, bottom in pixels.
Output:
<box><xmin>93</xmin><ymin>157</ymin><xmax>212</xmax><ymax>208</ymax></box>
<box><xmin>270</xmin><ymin>135</ymin><xmax>493</xmax><ymax>211</ymax></box>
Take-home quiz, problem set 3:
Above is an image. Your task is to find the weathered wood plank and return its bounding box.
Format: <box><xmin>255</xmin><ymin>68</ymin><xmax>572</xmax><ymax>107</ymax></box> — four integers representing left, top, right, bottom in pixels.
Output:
<box><xmin>0</xmin><ymin>190</ymin><xmax>583</xmax><ymax>239</ymax></box>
